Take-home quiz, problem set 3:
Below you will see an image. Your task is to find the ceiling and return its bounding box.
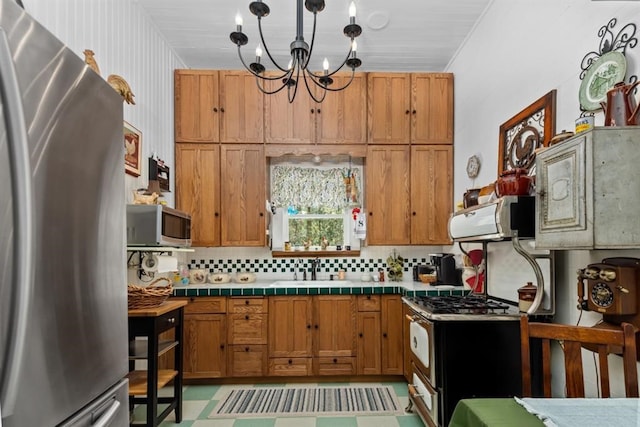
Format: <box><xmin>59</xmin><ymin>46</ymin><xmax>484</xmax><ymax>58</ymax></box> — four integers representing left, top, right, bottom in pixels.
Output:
<box><xmin>137</xmin><ymin>0</ymin><xmax>492</xmax><ymax>72</ymax></box>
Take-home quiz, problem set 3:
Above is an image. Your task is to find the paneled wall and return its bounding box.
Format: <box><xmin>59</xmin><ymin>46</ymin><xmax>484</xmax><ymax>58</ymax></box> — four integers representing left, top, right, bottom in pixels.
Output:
<box><xmin>23</xmin><ymin>0</ymin><xmax>185</xmax><ymax>206</ymax></box>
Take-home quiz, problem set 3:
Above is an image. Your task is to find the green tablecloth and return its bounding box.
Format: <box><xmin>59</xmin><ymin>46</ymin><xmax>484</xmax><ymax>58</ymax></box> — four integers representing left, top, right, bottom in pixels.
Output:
<box><xmin>448</xmin><ymin>398</ymin><xmax>544</xmax><ymax>427</ymax></box>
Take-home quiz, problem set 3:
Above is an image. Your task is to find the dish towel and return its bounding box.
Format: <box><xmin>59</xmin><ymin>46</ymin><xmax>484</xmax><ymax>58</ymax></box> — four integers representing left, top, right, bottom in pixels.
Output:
<box><xmin>354</xmin><ymin>212</ymin><xmax>366</xmax><ymax>240</ymax></box>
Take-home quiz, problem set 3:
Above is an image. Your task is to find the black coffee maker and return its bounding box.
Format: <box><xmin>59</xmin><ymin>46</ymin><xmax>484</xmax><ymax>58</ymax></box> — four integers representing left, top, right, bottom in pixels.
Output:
<box><xmin>429</xmin><ymin>253</ymin><xmax>457</xmax><ymax>285</ymax></box>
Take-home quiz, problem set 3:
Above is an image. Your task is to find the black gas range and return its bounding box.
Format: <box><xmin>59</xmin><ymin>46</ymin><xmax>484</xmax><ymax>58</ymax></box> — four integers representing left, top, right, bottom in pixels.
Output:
<box><xmin>404</xmin><ymin>293</ymin><xmax>521</xmax><ymax>321</ymax></box>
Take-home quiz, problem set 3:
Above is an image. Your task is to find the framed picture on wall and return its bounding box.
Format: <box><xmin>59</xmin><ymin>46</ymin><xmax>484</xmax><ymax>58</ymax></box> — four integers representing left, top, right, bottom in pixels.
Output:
<box><xmin>498</xmin><ymin>90</ymin><xmax>556</xmax><ymax>176</ymax></box>
<box><xmin>124</xmin><ymin>121</ymin><xmax>142</xmax><ymax>177</ymax></box>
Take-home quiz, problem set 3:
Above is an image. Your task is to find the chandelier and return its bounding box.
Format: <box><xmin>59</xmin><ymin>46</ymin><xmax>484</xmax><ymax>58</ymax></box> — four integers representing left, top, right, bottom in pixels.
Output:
<box><xmin>229</xmin><ymin>0</ymin><xmax>363</xmax><ymax>103</ymax></box>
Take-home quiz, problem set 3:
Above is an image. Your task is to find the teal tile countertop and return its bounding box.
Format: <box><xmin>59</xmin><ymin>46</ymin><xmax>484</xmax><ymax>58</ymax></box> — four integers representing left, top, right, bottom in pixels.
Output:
<box><xmin>172</xmin><ymin>280</ymin><xmax>467</xmax><ymax>298</ymax></box>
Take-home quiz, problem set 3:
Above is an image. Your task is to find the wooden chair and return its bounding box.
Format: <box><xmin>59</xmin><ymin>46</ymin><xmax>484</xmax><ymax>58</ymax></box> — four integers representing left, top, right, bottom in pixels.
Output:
<box><xmin>520</xmin><ymin>316</ymin><xmax>639</xmax><ymax>398</ymax></box>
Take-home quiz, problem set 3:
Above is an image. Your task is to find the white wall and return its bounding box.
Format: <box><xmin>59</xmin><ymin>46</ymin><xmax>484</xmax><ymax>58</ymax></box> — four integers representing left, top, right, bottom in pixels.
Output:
<box><xmin>448</xmin><ymin>0</ymin><xmax>640</xmax><ymax>396</ymax></box>
<box><xmin>23</xmin><ymin>0</ymin><xmax>185</xmax><ymax>206</ymax></box>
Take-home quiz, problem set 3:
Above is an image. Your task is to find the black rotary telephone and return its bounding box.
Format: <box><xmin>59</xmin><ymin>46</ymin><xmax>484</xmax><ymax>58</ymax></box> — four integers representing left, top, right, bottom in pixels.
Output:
<box><xmin>577</xmin><ymin>257</ymin><xmax>640</xmax><ymax>315</ymax></box>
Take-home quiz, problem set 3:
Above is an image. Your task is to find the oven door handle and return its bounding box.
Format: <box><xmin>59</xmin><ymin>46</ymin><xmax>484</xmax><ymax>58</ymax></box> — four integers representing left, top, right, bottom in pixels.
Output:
<box><xmin>408</xmin><ymin>384</ymin><xmax>423</xmax><ymax>398</ymax></box>
<box><xmin>406</xmin><ymin>314</ymin><xmax>430</xmax><ymax>324</ymax></box>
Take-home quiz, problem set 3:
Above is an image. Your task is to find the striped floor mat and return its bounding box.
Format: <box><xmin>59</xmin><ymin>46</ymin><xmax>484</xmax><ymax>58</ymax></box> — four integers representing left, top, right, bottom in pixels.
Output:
<box><xmin>210</xmin><ymin>385</ymin><xmax>404</xmax><ymax>417</ymax></box>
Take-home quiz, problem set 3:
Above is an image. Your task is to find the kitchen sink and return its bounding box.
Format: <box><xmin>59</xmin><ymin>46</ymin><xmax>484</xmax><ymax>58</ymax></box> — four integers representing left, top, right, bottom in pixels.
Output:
<box><xmin>269</xmin><ymin>280</ymin><xmax>353</xmax><ymax>288</ymax></box>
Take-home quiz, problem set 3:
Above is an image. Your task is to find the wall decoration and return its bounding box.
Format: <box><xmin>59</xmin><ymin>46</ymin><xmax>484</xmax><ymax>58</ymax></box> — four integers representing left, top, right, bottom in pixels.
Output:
<box><xmin>124</xmin><ymin>121</ymin><xmax>142</xmax><ymax>177</ymax></box>
<box><xmin>466</xmin><ymin>155</ymin><xmax>481</xmax><ymax>179</ymax></box>
<box><xmin>498</xmin><ymin>90</ymin><xmax>556</xmax><ymax>176</ymax></box>
<box><xmin>579</xmin><ymin>18</ymin><xmax>637</xmax><ymax>111</ymax></box>
<box><xmin>108</xmin><ymin>74</ymin><xmax>136</xmax><ymax>105</ymax></box>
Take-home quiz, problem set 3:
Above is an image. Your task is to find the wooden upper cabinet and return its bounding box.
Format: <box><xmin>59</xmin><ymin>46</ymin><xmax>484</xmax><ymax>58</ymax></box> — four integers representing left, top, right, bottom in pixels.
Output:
<box><xmin>365</xmin><ymin>145</ymin><xmax>411</xmax><ymax>245</ymax></box>
<box><xmin>410</xmin><ymin>145</ymin><xmax>453</xmax><ymax>245</ymax></box>
<box><xmin>263</xmin><ymin>73</ymin><xmax>316</xmax><ymax>144</ymax></box>
<box><xmin>411</xmin><ymin>73</ymin><xmax>454</xmax><ymax>144</ymax></box>
<box><xmin>367</xmin><ymin>72</ymin><xmax>453</xmax><ymax>145</ymax></box>
<box><xmin>220</xmin><ymin>144</ymin><xmax>266</xmax><ymax>246</ymax></box>
<box><xmin>175</xmin><ymin>144</ymin><xmax>220</xmax><ymax>247</ymax></box>
<box><xmin>175</xmin><ymin>70</ymin><xmax>264</xmax><ymax>143</ymax></box>
<box><xmin>264</xmin><ymin>72</ymin><xmax>366</xmax><ymax>144</ymax></box>
<box><xmin>316</xmin><ymin>73</ymin><xmax>367</xmax><ymax>144</ymax></box>
<box><xmin>367</xmin><ymin>73</ymin><xmax>411</xmax><ymax>144</ymax></box>
<box><xmin>219</xmin><ymin>71</ymin><xmax>264</xmax><ymax>143</ymax></box>
<box><xmin>175</xmin><ymin>70</ymin><xmax>219</xmax><ymax>142</ymax></box>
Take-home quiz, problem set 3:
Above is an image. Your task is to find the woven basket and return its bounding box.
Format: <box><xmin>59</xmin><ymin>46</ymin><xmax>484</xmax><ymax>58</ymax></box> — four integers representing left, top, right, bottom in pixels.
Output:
<box><xmin>128</xmin><ymin>277</ymin><xmax>172</xmax><ymax>310</ymax></box>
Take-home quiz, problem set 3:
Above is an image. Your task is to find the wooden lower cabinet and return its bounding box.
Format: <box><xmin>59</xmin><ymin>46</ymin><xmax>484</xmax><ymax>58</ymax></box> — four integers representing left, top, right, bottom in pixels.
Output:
<box><xmin>183</xmin><ymin>313</ymin><xmax>227</xmax><ymax>378</ymax></box>
<box><xmin>381</xmin><ymin>295</ymin><xmax>404</xmax><ymax>375</ymax></box>
<box><xmin>314</xmin><ymin>295</ymin><xmax>357</xmax><ymax>375</ymax></box>
<box><xmin>176</xmin><ymin>295</ymin><xmax>403</xmax><ymax>380</ymax></box>
<box><xmin>227</xmin><ymin>297</ymin><xmax>268</xmax><ymax>377</ymax></box>
<box><xmin>356</xmin><ymin>295</ymin><xmax>403</xmax><ymax>375</ymax></box>
<box><xmin>228</xmin><ymin>345</ymin><xmax>267</xmax><ymax>377</ymax></box>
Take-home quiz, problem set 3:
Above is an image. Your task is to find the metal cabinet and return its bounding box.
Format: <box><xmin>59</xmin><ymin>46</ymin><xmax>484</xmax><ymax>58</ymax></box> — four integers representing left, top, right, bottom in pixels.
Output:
<box><xmin>535</xmin><ymin>127</ymin><xmax>640</xmax><ymax>249</ymax></box>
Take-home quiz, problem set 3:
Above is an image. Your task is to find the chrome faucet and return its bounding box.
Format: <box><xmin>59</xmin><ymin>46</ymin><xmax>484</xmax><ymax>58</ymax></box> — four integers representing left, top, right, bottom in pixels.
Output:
<box><xmin>294</xmin><ymin>261</ymin><xmax>300</xmax><ymax>280</ymax></box>
<box><xmin>311</xmin><ymin>258</ymin><xmax>320</xmax><ymax>280</ymax></box>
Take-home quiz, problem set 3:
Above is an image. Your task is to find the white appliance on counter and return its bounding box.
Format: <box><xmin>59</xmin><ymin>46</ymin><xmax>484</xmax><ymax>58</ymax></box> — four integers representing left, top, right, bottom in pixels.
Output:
<box><xmin>0</xmin><ymin>1</ymin><xmax>129</xmax><ymax>425</ymax></box>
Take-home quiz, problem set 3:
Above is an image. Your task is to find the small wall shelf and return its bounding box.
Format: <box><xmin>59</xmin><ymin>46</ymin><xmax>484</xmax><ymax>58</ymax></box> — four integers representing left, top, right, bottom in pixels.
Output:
<box><xmin>127</xmin><ymin>246</ymin><xmax>194</xmax><ymax>253</ymax></box>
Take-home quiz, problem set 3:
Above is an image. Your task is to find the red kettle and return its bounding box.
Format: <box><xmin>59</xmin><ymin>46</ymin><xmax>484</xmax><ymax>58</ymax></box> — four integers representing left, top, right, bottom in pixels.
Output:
<box><xmin>600</xmin><ymin>81</ymin><xmax>640</xmax><ymax>126</ymax></box>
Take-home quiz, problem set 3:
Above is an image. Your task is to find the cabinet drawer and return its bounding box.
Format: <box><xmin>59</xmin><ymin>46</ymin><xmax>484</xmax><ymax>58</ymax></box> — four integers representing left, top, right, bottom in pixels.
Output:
<box><xmin>229</xmin><ymin>297</ymin><xmax>268</xmax><ymax>313</ymax></box>
<box><xmin>268</xmin><ymin>358</ymin><xmax>312</xmax><ymax>376</ymax></box>
<box><xmin>184</xmin><ymin>297</ymin><xmax>227</xmax><ymax>314</ymax></box>
<box><xmin>227</xmin><ymin>313</ymin><xmax>268</xmax><ymax>344</ymax></box>
<box><xmin>316</xmin><ymin>357</ymin><xmax>356</xmax><ymax>376</ymax></box>
<box><xmin>228</xmin><ymin>345</ymin><xmax>267</xmax><ymax>377</ymax></box>
<box><xmin>357</xmin><ymin>295</ymin><xmax>381</xmax><ymax>311</ymax></box>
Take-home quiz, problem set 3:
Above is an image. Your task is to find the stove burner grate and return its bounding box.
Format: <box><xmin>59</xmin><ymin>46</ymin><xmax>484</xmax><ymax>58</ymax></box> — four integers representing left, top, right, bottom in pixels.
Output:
<box><xmin>412</xmin><ymin>294</ymin><xmax>512</xmax><ymax>315</ymax></box>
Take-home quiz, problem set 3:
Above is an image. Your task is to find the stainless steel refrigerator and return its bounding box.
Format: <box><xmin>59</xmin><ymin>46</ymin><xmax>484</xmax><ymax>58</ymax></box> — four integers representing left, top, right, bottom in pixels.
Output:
<box><xmin>0</xmin><ymin>0</ymin><xmax>129</xmax><ymax>425</ymax></box>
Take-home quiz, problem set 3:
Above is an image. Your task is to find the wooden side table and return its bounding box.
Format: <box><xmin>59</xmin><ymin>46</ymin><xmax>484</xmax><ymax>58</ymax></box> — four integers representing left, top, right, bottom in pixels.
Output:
<box><xmin>127</xmin><ymin>300</ymin><xmax>187</xmax><ymax>426</ymax></box>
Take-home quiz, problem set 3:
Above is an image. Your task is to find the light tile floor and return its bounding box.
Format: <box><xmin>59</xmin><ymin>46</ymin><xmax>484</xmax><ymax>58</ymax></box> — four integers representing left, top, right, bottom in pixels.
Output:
<box><xmin>133</xmin><ymin>381</ymin><xmax>424</xmax><ymax>427</ymax></box>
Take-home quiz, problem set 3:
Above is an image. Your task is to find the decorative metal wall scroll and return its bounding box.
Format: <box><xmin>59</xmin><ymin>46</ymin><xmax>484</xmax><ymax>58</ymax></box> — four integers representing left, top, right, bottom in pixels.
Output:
<box><xmin>498</xmin><ymin>90</ymin><xmax>557</xmax><ymax>176</ymax></box>
<box><xmin>579</xmin><ymin>18</ymin><xmax>637</xmax><ymax>111</ymax></box>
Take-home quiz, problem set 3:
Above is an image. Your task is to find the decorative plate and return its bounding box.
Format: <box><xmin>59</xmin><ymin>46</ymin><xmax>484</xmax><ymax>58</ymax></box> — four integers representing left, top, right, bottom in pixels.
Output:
<box><xmin>466</xmin><ymin>155</ymin><xmax>481</xmax><ymax>179</ymax></box>
<box><xmin>579</xmin><ymin>51</ymin><xmax>627</xmax><ymax>111</ymax></box>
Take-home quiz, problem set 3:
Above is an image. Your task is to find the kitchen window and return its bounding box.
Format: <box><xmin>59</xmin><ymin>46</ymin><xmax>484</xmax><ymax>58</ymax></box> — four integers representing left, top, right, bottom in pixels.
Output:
<box><xmin>269</xmin><ymin>158</ymin><xmax>363</xmax><ymax>254</ymax></box>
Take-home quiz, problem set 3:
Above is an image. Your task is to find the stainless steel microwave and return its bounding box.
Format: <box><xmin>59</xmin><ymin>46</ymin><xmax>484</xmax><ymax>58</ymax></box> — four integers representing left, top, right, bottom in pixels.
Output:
<box><xmin>126</xmin><ymin>204</ymin><xmax>191</xmax><ymax>247</ymax></box>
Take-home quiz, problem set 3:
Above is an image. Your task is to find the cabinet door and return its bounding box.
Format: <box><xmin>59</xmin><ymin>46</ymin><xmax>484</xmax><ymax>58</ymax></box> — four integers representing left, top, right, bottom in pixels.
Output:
<box><xmin>268</xmin><ymin>296</ymin><xmax>313</xmax><ymax>358</ymax></box>
<box><xmin>367</xmin><ymin>73</ymin><xmax>411</xmax><ymax>144</ymax></box>
<box><xmin>228</xmin><ymin>345</ymin><xmax>267</xmax><ymax>377</ymax></box>
<box><xmin>175</xmin><ymin>144</ymin><xmax>220</xmax><ymax>247</ymax></box>
<box><xmin>313</xmin><ymin>295</ymin><xmax>356</xmax><ymax>358</ymax></box>
<box><xmin>174</xmin><ymin>70</ymin><xmax>219</xmax><ymax>142</ymax></box>
<box><xmin>219</xmin><ymin>71</ymin><xmax>264</xmax><ymax>143</ymax></box>
<box><xmin>264</xmin><ymin>74</ymin><xmax>315</xmax><ymax>143</ymax></box>
<box><xmin>411</xmin><ymin>73</ymin><xmax>453</xmax><ymax>144</ymax></box>
<box><xmin>366</xmin><ymin>145</ymin><xmax>411</xmax><ymax>244</ymax></box>
<box><xmin>220</xmin><ymin>144</ymin><xmax>266</xmax><ymax>246</ymax></box>
<box><xmin>183</xmin><ymin>313</ymin><xmax>226</xmax><ymax>378</ymax></box>
<box><xmin>316</xmin><ymin>73</ymin><xmax>367</xmax><ymax>144</ymax></box>
<box><xmin>357</xmin><ymin>311</ymin><xmax>381</xmax><ymax>375</ymax></box>
<box><xmin>410</xmin><ymin>145</ymin><xmax>453</xmax><ymax>245</ymax></box>
<box><xmin>535</xmin><ymin>135</ymin><xmax>590</xmax><ymax>248</ymax></box>
<box><xmin>381</xmin><ymin>295</ymin><xmax>404</xmax><ymax>375</ymax></box>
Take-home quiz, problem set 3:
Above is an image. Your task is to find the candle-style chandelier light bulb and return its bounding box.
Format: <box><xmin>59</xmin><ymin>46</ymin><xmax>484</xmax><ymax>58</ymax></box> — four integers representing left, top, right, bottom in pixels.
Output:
<box><xmin>229</xmin><ymin>0</ymin><xmax>363</xmax><ymax>103</ymax></box>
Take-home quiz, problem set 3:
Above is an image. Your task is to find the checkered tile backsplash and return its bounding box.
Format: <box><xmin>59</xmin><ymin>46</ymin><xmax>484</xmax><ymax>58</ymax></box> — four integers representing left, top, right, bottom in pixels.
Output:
<box><xmin>189</xmin><ymin>257</ymin><xmax>431</xmax><ymax>274</ymax></box>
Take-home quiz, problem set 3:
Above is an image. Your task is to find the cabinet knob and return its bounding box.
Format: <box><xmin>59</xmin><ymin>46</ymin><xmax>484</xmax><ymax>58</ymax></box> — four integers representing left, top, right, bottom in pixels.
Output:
<box><xmin>366</xmin><ymin>295</ymin><xmax>371</xmax><ymax>300</ymax></box>
<box><xmin>307</xmin><ymin>324</ymin><xmax>311</xmax><ymax>329</ymax></box>
<box><xmin>259</xmin><ymin>212</ymin><xmax>264</xmax><ymax>217</ymax></box>
<box><xmin>220</xmin><ymin>344</ymin><xmax>225</xmax><ymax>350</ymax></box>
<box><xmin>245</xmin><ymin>300</ymin><xmax>250</xmax><ymax>305</ymax></box>
<box><xmin>167</xmin><ymin>317</ymin><xmax>175</xmax><ymax>324</ymax></box>
<box><xmin>359</xmin><ymin>333</ymin><xmax>363</xmax><ymax>338</ymax></box>
<box><xmin>245</xmin><ymin>347</ymin><xmax>249</xmax><ymax>352</ymax></box>
<box><xmin>317</xmin><ymin>109</ymin><xmax>321</xmax><ymax>114</ymax></box>
<box><xmin>369</xmin><ymin>212</ymin><xmax>373</xmax><ymax>216</ymax></box>
<box><xmin>245</xmin><ymin>315</ymin><xmax>249</xmax><ymax>320</ymax></box>
<box><xmin>412</xmin><ymin>110</ymin><xmax>417</xmax><ymax>115</ymax></box>
<box><xmin>288</xmin><ymin>359</ymin><xmax>293</xmax><ymax>364</ymax></box>
<box><xmin>405</xmin><ymin>110</ymin><xmax>410</xmax><ymax>115</ymax></box>
<box><xmin>213</xmin><ymin>107</ymin><xmax>218</xmax><ymax>112</ymax></box>
<box><xmin>190</xmin><ymin>297</ymin><xmax>196</xmax><ymax>302</ymax></box>
<box><xmin>214</xmin><ymin>212</ymin><xmax>219</xmax><ymax>217</ymax></box>
<box><xmin>333</xmin><ymin>358</ymin><xmax>337</xmax><ymax>363</ymax></box>
<box><xmin>310</xmin><ymin>109</ymin><xmax>314</xmax><ymax>114</ymax></box>
<box><xmin>383</xmin><ymin>333</ymin><xmax>388</xmax><ymax>338</ymax></box>
<box><xmin>412</xmin><ymin>211</ymin><xmax>416</xmax><ymax>216</ymax></box>
<box><xmin>220</xmin><ymin>107</ymin><xmax>225</xmax><ymax>113</ymax></box>
<box><xmin>314</xmin><ymin>324</ymin><xmax>318</xmax><ymax>329</ymax></box>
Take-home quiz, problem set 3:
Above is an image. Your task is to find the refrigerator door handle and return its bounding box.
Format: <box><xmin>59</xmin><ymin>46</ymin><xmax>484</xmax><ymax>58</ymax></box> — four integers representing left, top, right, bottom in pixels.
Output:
<box><xmin>91</xmin><ymin>399</ymin><xmax>121</xmax><ymax>427</ymax></box>
<box><xmin>0</xmin><ymin>28</ymin><xmax>35</xmax><ymax>417</ymax></box>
